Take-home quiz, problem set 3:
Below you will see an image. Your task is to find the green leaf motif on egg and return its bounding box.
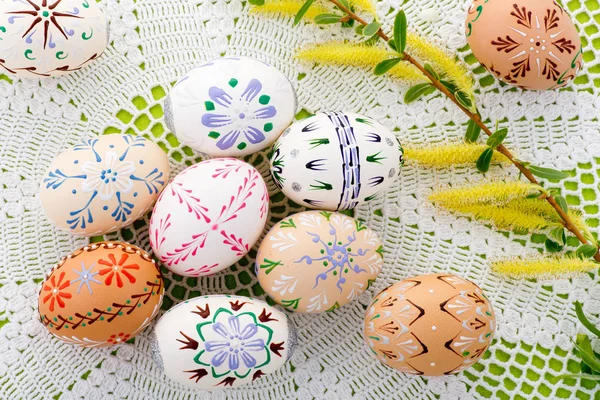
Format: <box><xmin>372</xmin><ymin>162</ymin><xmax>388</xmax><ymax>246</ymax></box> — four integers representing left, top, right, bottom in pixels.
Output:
<box><xmin>268</xmin><ymin>111</ymin><xmax>404</xmax><ymax>211</ymax></box>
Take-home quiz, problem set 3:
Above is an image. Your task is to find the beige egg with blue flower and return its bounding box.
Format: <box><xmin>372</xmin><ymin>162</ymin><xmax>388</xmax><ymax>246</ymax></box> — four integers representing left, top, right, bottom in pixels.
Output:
<box><xmin>165</xmin><ymin>56</ymin><xmax>297</xmax><ymax>157</ymax></box>
<box><xmin>0</xmin><ymin>0</ymin><xmax>108</xmax><ymax>78</ymax></box>
<box><xmin>40</xmin><ymin>134</ymin><xmax>170</xmax><ymax>236</ymax></box>
<box><xmin>151</xmin><ymin>295</ymin><xmax>296</xmax><ymax>389</ymax></box>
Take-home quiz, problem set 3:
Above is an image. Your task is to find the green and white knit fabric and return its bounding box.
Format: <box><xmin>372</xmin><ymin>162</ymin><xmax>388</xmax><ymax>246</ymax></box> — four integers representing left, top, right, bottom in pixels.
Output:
<box><xmin>0</xmin><ymin>0</ymin><xmax>599</xmax><ymax>399</ymax></box>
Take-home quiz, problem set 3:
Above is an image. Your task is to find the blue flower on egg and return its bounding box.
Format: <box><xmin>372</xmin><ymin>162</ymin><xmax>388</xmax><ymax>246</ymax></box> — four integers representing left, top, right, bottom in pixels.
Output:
<box><xmin>201</xmin><ymin>79</ymin><xmax>277</xmax><ymax>151</ymax></box>
<box><xmin>80</xmin><ymin>152</ymin><xmax>135</xmax><ymax>200</ymax></box>
<box><xmin>42</xmin><ymin>135</ymin><xmax>166</xmax><ymax>230</ymax></box>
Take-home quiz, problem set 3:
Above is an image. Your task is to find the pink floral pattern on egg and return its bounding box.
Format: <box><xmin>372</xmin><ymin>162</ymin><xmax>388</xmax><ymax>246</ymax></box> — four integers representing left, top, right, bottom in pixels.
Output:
<box><xmin>149</xmin><ymin>158</ymin><xmax>269</xmax><ymax>277</ymax></box>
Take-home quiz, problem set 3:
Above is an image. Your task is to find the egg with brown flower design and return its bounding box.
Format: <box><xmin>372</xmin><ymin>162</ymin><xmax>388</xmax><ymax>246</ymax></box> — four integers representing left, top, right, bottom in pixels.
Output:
<box><xmin>465</xmin><ymin>0</ymin><xmax>582</xmax><ymax>90</ymax></box>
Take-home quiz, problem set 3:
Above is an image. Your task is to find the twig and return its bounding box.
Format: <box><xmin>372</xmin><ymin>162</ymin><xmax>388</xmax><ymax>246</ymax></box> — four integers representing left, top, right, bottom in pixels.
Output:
<box><xmin>328</xmin><ymin>0</ymin><xmax>600</xmax><ymax>262</ymax></box>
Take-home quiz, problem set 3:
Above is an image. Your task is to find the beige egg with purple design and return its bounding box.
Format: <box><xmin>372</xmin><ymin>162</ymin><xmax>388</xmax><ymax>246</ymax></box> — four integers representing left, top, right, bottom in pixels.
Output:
<box><xmin>165</xmin><ymin>56</ymin><xmax>297</xmax><ymax>157</ymax></box>
<box><xmin>0</xmin><ymin>0</ymin><xmax>108</xmax><ymax>78</ymax></box>
<box><xmin>256</xmin><ymin>211</ymin><xmax>384</xmax><ymax>313</ymax></box>
<box><xmin>151</xmin><ymin>295</ymin><xmax>296</xmax><ymax>389</ymax></box>
<box><xmin>39</xmin><ymin>134</ymin><xmax>170</xmax><ymax>236</ymax></box>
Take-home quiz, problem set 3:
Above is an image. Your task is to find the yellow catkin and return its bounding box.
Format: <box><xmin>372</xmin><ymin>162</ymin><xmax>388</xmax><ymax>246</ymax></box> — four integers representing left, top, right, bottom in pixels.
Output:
<box><xmin>404</xmin><ymin>143</ymin><xmax>508</xmax><ymax>167</ymax></box>
<box><xmin>449</xmin><ymin>203</ymin><xmax>555</xmax><ymax>231</ymax></box>
<box><xmin>250</xmin><ymin>0</ymin><xmax>330</xmax><ymax>21</ymax></box>
<box><xmin>407</xmin><ymin>32</ymin><xmax>475</xmax><ymax>102</ymax></box>
<box><xmin>429</xmin><ymin>181</ymin><xmax>541</xmax><ymax>208</ymax></box>
<box><xmin>348</xmin><ymin>0</ymin><xmax>377</xmax><ymax>15</ymax></box>
<box><xmin>492</xmin><ymin>256</ymin><xmax>599</xmax><ymax>279</ymax></box>
<box><xmin>296</xmin><ymin>42</ymin><xmax>426</xmax><ymax>84</ymax></box>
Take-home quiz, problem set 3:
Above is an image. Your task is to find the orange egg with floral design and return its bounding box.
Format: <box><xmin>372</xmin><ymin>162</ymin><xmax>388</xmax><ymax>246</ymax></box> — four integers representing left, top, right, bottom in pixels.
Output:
<box><xmin>466</xmin><ymin>0</ymin><xmax>582</xmax><ymax>90</ymax></box>
<box><xmin>38</xmin><ymin>242</ymin><xmax>164</xmax><ymax>347</ymax></box>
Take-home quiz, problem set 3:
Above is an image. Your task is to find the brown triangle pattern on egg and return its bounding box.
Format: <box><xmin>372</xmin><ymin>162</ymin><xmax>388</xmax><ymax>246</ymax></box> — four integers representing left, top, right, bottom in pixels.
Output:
<box><xmin>364</xmin><ymin>274</ymin><xmax>496</xmax><ymax>376</ymax></box>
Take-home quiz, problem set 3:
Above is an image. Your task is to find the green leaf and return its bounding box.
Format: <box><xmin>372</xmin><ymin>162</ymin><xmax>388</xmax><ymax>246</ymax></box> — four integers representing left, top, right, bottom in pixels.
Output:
<box><xmin>337</xmin><ymin>0</ymin><xmax>351</xmax><ymax>9</ymax></box>
<box><xmin>294</xmin><ymin>0</ymin><xmax>315</xmax><ymax>26</ymax></box>
<box><xmin>393</xmin><ymin>10</ymin><xmax>407</xmax><ymax>53</ymax></box>
<box><xmin>465</xmin><ymin>119</ymin><xmax>481</xmax><ymax>143</ymax></box>
<box><xmin>313</xmin><ymin>13</ymin><xmax>342</xmax><ymax>24</ymax></box>
<box><xmin>514</xmin><ymin>158</ymin><xmax>531</xmax><ymax>169</ymax></box>
<box><xmin>423</xmin><ymin>63</ymin><xmax>440</xmax><ymax>80</ymax></box>
<box><xmin>549</xmin><ymin>227</ymin><xmax>566</xmax><ymax>246</ymax></box>
<box><xmin>486</xmin><ymin>128</ymin><xmax>508</xmax><ymax>148</ymax></box>
<box><xmin>554</xmin><ymin>373</ymin><xmax>600</xmax><ymax>382</ymax></box>
<box><xmin>575</xmin><ymin>301</ymin><xmax>600</xmax><ymax>338</ymax></box>
<box><xmin>364</xmin><ymin>21</ymin><xmax>381</xmax><ymax>37</ymax></box>
<box><xmin>440</xmin><ymin>79</ymin><xmax>457</xmax><ymax>94</ymax></box>
<box><xmin>387</xmin><ymin>39</ymin><xmax>397</xmax><ymax>51</ymax></box>
<box><xmin>529</xmin><ymin>165</ymin><xmax>570</xmax><ymax>181</ymax></box>
<box><xmin>576</xmin><ymin>244</ymin><xmax>598</xmax><ymax>259</ymax></box>
<box><xmin>476</xmin><ymin>148</ymin><xmax>494</xmax><ymax>173</ymax></box>
<box><xmin>554</xmin><ymin>194</ymin><xmax>569</xmax><ymax>214</ymax></box>
<box><xmin>374</xmin><ymin>58</ymin><xmax>401</xmax><ymax>76</ymax></box>
<box><xmin>455</xmin><ymin>90</ymin><xmax>475</xmax><ymax>112</ymax></box>
<box><xmin>404</xmin><ymin>83</ymin><xmax>435</xmax><ymax>104</ymax></box>
<box><xmin>575</xmin><ymin>334</ymin><xmax>600</xmax><ymax>373</ymax></box>
<box><xmin>355</xmin><ymin>25</ymin><xmax>364</xmax><ymax>35</ymax></box>
<box><xmin>545</xmin><ymin>238</ymin><xmax>563</xmax><ymax>253</ymax></box>
<box><xmin>248</xmin><ymin>0</ymin><xmax>265</xmax><ymax>5</ymax></box>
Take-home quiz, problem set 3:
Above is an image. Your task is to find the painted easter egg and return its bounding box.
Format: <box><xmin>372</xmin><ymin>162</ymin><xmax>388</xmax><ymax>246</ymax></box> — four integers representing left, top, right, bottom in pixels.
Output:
<box><xmin>269</xmin><ymin>112</ymin><xmax>404</xmax><ymax>211</ymax></box>
<box><xmin>0</xmin><ymin>0</ymin><xmax>108</xmax><ymax>78</ymax></box>
<box><xmin>151</xmin><ymin>295</ymin><xmax>296</xmax><ymax>389</ymax></box>
<box><xmin>40</xmin><ymin>134</ymin><xmax>170</xmax><ymax>236</ymax></box>
<box><xmin>149</xmin><ymin>158</ymin><xmax>269</xmax><ymax>277</ymax></box>
<box><xmin>38</xmin><ymin>242</ymin><xmax>164</xmax><ymax>347</ymax></box>
<box><xmin>256</xmin><ymin>211</ymin><xmax>383</xmax><ymax>313</ymax></box>
<box><xmin>165</xmin><ymin>56</ymin><xmax>297</xmax><ymax>157</ymax></box>
<box><xmin>364</xmin><ymin>274</ymin><xmax>496</xmax><ymax>376</ymax></box>
<box><xmin>466</xmin><ymin>0</ymin><xmax>582</xmax><ymax>90</ymax></box>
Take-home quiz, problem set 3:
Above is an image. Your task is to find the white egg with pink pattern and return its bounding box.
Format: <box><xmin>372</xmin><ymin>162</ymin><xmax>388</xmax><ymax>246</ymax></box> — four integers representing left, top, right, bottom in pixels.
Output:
<box><xmin>149</xmin><ymin>158</ymin><xmax>269</xmax><ymax>277</ymax></box>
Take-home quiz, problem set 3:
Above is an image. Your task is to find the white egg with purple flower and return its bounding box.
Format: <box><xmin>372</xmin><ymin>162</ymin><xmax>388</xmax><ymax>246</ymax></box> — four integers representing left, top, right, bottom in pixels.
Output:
<box><xmin>165</xmin><ymin>56</ymin><xmax>297</xmax><ymax>157</ymax></box>
<box><xmin>151</xmin><ymin>295</ymin><xmax>296</xmax><ymax>389</ymax></box>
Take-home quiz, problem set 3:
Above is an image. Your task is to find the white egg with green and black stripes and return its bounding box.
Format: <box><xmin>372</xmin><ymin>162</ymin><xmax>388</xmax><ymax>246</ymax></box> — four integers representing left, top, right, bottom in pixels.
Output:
<box><xmin>269</xmin><ymin>112</ymin><xmax>404</xmax><ymax>211</ymax></box>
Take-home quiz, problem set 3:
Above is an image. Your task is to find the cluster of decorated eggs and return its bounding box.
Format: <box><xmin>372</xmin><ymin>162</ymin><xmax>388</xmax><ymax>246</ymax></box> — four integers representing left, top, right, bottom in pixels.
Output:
<box><xmin>22</xmin><ymin>0</ymin><xmax>588</xmax><ymax>389</ymax></box>
<box><xmin>35</xmin><ymin>53</ymin><xmax>496</xmax><ymax>389</ymax></box>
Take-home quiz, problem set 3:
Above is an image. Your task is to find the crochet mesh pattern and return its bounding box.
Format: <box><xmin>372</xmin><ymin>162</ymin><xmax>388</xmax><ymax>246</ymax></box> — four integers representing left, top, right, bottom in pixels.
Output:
<box><xmin>0</xmin><ymin>0</ymin><xmax>599</xmax><ymax>399</ymax></box>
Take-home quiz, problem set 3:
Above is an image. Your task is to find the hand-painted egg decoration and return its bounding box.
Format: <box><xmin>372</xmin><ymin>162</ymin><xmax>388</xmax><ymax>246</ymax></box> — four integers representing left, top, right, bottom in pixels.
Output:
<box><xmin>40</xmin><ymin>134</ymin><xmax>170</xmax><ymax>236</ymax></box>
<box><xmin>165</xmin><ymin>56</ymin><xmax>297</xmax><ymax>157</ymax></box>
<box><xmin>151</xmin><ymin>295</ymin><xmax>296</xmax><ymax>389</ymax></box>
<box><xmin>149</xmin><ymin>158</ymin><xmax>269</xmax><ymax>277</ymax></box>
<box><xmin>269</xmin><ymin>112</ymin><xmax>404</xmax><ymax>211</ymax></box>
<box><xmin>38</xmin><ymin>242</ymin><xmax>164</xmax><ymax>347</ymax></box>
<box><xmin>364</xmin><ymin>274</ymin><xmax>496</xmax><ymax>376</ymax></box>
<box><xmin>256</xmin><ymin>211</ymin><xmax>383</xmax><ymax>313</ymax></box>
<box><xmin>0</xmin><ymin>0</ymin><xmax>108</xmax><ymax>78</ymax></box>
<box><xmin>465</xmin><ymin>0</ymin><xmax>582</xmax><ymax>90</ymax></box>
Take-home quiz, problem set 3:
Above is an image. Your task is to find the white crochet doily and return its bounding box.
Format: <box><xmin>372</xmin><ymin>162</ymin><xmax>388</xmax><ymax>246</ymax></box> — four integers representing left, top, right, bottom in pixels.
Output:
<box><xmin>1</xmin><ymin>0</ymin><xmax>600</xmax><ymax>399</ymax></box>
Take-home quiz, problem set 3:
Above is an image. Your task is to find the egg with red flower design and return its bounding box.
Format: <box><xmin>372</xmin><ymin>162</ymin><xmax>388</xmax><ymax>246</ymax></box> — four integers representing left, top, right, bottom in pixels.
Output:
<box><xmin>38</xmin><ymin>241</ymin><xmax>164</xmax><ymax>347</ymax></box>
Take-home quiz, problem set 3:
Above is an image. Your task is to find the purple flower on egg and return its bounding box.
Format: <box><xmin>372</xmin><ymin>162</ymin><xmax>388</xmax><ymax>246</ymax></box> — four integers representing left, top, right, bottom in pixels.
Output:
<box><xmin>194</xmin><ymin>308</ymin><xmax>273</xmax><ymax>378</ymax></box>
<box><xmin>202</xmin><ymin>79</ymin><xmax>277</xmax><ymax>151</ymax></box>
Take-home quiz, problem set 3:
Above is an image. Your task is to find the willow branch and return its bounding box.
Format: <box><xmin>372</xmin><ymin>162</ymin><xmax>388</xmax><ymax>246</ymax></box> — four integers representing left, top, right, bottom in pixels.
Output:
<box><xmin>328</xmin><ymin>0</ymin><xmax>600</xmax><ymax>262</ymax></box>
